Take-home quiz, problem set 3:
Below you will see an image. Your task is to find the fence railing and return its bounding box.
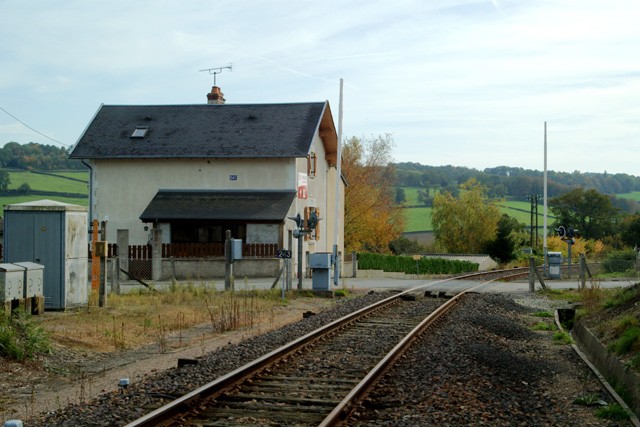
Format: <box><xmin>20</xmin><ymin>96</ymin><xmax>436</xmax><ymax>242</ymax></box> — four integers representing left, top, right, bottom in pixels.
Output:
<box><xmin>162</xmin><ymin>243</ymin><xmax>223</xmax><ymax>258</ymax></box>
<box><xmin>86</xmin><ymin>242</ymin><xmax>278</xmax><ymax>259</ymax></box>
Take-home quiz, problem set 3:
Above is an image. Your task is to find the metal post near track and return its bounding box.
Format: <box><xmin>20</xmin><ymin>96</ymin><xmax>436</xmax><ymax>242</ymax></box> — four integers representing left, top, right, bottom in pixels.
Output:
<box><xmin>529</xmin><ymin>257</ymin><xmax>535</xmax><ymax>292</ymax></box>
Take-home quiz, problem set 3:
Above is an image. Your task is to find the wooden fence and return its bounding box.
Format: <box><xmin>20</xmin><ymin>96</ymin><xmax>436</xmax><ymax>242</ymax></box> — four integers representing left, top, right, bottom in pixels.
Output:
<box><xmin>87</xmin><ymin>242</ymin><xmax>278</xmax><ymax>259</ymax></box>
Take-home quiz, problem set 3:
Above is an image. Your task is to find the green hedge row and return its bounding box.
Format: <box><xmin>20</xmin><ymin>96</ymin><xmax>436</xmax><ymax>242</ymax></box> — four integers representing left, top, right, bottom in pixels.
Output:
<box><xmin>357</xmin><ymin>252</ymin><xmax>478</xmax><ymax>275</ymax></box>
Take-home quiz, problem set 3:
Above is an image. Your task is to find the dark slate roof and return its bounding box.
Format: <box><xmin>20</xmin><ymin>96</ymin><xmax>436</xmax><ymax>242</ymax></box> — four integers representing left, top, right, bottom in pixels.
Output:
<box><xmin>139</xmin><ymin>190</ymin><xmax>296</xmax><ymax>222</ymax></box>
<box><xmin>70</xmin><ymin>102</ymin><xmax>328</xmax><ymax>159</ymax></box>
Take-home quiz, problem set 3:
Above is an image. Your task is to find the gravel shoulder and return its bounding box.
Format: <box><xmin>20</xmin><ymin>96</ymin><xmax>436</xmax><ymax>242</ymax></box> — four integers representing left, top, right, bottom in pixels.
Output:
<box><xmin>0</xmin><ymin>294</ymin><xmax>338</xmax><ymax>423</ymax></box>
<box><xmin>1</xmin><ymin>288</ymin><xmax>634</xmax><ymax>426</ymax></box>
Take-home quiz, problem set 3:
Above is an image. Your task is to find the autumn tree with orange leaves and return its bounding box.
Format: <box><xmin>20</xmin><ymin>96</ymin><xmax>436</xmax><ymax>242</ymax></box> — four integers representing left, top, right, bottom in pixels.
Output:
<box><xmin>342</xmin><ymin>134</ymin><xmax>405</xmax><ymax>253</ymax></box>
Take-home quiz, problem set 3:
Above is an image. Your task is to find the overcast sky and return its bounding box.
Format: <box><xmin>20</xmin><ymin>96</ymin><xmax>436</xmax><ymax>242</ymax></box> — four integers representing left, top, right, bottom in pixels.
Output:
<box><xmin>1</xmin><ymin>0</ymin><xmax>639</xmax><ymax>176</ymax></box>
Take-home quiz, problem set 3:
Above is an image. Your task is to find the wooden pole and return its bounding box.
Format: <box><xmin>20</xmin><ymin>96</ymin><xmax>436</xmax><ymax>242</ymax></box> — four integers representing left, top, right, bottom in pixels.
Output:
<box><xmin>98</xmin><ymin>221</ymin><xmax>107</xmax><ymax>307</ymax></box>
<box><xmin>224</xmin><ymin>230</ymin><xmax>234</xmax><ymax>291</ymax></box>
<box><xmin>91</xmin><ymin>219</ymin><xmax>100</xmax><ymax>293</ymax></box>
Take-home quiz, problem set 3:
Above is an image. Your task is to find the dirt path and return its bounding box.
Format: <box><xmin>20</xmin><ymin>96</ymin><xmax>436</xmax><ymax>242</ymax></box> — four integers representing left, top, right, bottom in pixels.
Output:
<box><xmin>0</xmin><ymin>297</ymin><xmax>333</xmax><ymax>422</ymax></box>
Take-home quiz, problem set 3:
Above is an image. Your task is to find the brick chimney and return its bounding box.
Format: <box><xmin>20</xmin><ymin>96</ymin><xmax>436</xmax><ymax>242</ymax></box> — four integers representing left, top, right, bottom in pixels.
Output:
<box><xmin>206</xmin><ymin>86</ymin><xmax>226</xmax><ymax>104</ymax></box>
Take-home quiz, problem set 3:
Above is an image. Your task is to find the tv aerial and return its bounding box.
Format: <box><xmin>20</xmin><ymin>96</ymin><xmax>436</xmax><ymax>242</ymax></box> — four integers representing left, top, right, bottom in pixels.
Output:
<box><xmin>199</xmin><ymin>63</ymin><xmax>233</xmax><ymax>86</ymax></box>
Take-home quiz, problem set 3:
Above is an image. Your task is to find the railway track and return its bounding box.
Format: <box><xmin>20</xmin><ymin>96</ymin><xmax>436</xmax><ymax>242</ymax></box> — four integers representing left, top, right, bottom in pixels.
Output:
<box><xmin>125</xmin><ymin>272</ymin><xmax>513</xmax><ymax>426</ymax></box>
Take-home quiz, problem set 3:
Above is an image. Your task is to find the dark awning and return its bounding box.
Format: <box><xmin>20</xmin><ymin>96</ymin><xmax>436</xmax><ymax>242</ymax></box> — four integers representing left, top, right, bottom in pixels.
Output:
<box><xmin>139</xmin><ymin>190</ymin><xmax>296</xmax><ymax>222</ymax></box>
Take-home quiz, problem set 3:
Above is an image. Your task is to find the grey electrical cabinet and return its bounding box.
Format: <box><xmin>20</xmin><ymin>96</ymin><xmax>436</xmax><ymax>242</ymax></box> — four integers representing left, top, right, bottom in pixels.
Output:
<box><xmin>13</xmin><ymin>262</ymin><xmax>44</xmax><ymax>298</ymax></box>
<box><xmin>309</xmin><ymin>252</ymin><xmax>333</xmax><ymax>291</ymax></box>
<box><xmin>548</xmin><ymin>251</ymin><xmax>563</xmax><ymax>279</ymax></box>
<box><xmin>0</xmin><ymin>263</ymin><xmax>25</xmax><ymax>302</ymax></box>
<box><xmin>3</xmin><ymin>200</ymin><xmax>88</xmax><ymax>310</ymax></box>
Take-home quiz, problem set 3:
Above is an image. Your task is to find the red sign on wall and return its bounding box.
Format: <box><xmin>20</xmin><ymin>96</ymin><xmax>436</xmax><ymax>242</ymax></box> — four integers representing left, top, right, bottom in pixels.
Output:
<box><xmin>297</xmin><ymin>173</ymin><xmax>308</xmax><ymax>199</ymax></box>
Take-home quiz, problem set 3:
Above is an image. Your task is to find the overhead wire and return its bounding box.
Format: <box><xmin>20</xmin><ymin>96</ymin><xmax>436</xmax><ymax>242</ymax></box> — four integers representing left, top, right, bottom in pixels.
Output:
<box><xmin>0</xmin><ymin>105</ymin><xmax>70</xmax><ymax>147</ymax></box>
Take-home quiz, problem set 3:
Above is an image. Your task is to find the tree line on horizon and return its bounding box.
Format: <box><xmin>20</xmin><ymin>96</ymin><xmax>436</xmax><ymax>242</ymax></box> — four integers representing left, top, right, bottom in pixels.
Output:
<box><xmin>394</xmin><ymin>162</ymin><xmax>640</xmax><ymax>214</ymax></box>
<box><xmin>0</xmin><ymin>142</ymin><xmax>84</xmax><ymax>170</ymax></box>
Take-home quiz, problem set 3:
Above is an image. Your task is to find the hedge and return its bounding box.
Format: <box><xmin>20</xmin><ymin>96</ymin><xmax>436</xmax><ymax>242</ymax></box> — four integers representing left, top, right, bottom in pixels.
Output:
<box><xmin>357</xmin><ymin>252</ymin><xmax>478</xmax><ymax>275</ymax></box>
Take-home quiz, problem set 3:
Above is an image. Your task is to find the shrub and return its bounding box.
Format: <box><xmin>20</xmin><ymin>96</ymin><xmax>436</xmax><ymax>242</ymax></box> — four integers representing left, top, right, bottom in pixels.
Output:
<box><xmin>602</xmin><ymin>250</ymin><xmax>636</xmax><ymax>274</ymax></box>
<box><xmin>357</xmin><ymin>252</ymin><xmax>478</xmax><ymax>275</ymax></box>
<box><xmin>0</xmin><ymin>309</ymin><xmax>51</xmax><ymax>361</ymax></box>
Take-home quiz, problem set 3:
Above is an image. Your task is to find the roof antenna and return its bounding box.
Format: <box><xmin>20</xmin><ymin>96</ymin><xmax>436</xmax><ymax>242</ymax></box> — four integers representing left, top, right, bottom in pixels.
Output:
<box><xmin>199</xmin><ymin>64</ymin><xmax>233</xmax><ymax>86</ymax></box>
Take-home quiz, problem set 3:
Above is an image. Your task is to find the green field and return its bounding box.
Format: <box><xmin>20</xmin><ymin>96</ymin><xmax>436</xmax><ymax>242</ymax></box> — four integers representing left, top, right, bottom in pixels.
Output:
<box><xmin>401</xmin><ymin>187</ymin><xmax>548</xmax><ymax>232</ymax></box>
<box><xmin>0</xmin><ymin>170</ymin><xmax>89</xmax><ymax>216</ymax></box>
<box><xmin>617</xmin><ymin>191</ymin><xmax>640</xmax><ymax>201</ymax></box>
<box><xmin>7</xmin><ymin>170</ymin><xmax>88</xmax><ymax>193</ymax></box>
<box><xmin>404</xmin><ymin>206</ymin><xmax>432</xmax><ymax>232</ymax></box>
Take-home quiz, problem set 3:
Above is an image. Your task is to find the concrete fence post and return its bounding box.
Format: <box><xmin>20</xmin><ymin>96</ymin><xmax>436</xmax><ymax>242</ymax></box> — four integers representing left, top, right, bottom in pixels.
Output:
<box><xmin>151</xmin><ymin>228</ymin><xmax>162</xmax><ymax>281</ymax></box>
<box><xmin>352</xmin><ymin>251</ymin><xmax>357</xmax><ymax>278</ymax></box>
<box><xmin>529</xmin><ymin>257</ymin><xmax>535</xmax><ymax>292</ymax></box>
<box><xmin>117</xmin><ymin>229</ymin><xmax>129</xmax><ymax>281</ymax></box>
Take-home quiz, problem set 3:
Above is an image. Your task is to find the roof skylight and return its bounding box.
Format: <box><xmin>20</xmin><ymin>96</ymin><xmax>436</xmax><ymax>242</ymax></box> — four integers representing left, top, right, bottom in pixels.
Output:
<box><xmin>131</xmin><ymin>126</ymin><xmax>149</xmax><ymax>138</ymax></box>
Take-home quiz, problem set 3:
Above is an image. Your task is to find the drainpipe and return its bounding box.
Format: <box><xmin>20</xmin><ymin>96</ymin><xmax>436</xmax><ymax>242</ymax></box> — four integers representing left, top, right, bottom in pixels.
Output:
<box><xmin>81</xmin><ymin>160</ymin><xmax>94</xmax><ymax>222</ymax></box>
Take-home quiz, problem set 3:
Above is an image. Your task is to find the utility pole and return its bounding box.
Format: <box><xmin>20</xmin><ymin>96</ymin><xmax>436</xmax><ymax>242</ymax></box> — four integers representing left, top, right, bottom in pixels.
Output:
<box><xmin>527</xmin><ymin>194</ymin><xmax>541</xmax><ymax>249</ymax></box>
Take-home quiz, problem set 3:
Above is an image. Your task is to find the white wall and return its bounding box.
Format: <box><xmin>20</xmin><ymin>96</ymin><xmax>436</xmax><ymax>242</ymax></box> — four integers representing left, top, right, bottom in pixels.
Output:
<box><xmin>90</xmin><ymin>131</ymin><xmax>344</xmax><ymax>276</ymax></box>
<box><xmin>91</xmin><ymin>157</ymin><xmax>295</xmax><ymax>243</ymax></box>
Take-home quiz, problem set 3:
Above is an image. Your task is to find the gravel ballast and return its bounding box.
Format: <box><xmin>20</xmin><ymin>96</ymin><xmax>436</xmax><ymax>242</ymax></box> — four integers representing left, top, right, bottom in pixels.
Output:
<box><xmin>12</xmin><ymin>290</ymin><xmax>634</xmax><ymax>426</ymax></box>
<box><xmin>348</xmin><ymin>293</ymin><xmax>630</xmax><ymax>426</ymax></box>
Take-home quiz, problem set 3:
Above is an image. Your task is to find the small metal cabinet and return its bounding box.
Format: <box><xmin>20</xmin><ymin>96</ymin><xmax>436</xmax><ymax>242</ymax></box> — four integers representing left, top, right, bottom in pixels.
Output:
<box><xmin>13</xmin><ymin>262</ymin><xmax>44</xmax><ymax>298</ymax></box>
<box><xmin>4</xmin><ymin>200</ymin><xmax>88</xmax><ymax>310</ymax></box>
<box><xmin>548</xmin><ymin>252</ymin><xmax>563</xmax><ymax>279</ymax></box>
<box><xmin>231</xmin><ymin>239</ymin><xmax>243</xmax><ymax>260</ymax></box>
<box><xmin>309</xmin><ymin>252</ymin><xmax>333</xmax><ymax>291</ymax></box>
<box><xmin>309</xmin><ymin>252</ymin><xmax>332</xmax><ymax>269</ymax></box>
<box><xmin>0</xmin><ymin>263</ymin><xmax>25</xmax><ymax>302</ymax></box>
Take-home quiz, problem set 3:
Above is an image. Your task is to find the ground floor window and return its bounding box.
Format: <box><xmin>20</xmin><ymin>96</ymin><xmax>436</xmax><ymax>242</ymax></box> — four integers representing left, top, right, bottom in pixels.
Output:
<box><xmin>170</xmin><ymin>221</ymin><xmax>247</xmax><ymax>244</ymax></box>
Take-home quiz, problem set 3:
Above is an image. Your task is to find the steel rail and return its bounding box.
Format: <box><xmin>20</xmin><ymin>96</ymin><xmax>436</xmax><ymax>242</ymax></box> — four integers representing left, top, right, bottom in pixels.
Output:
<box><xmin>125</xmin><ymin>271</ymin><xmax>518</xmax><ymax>427</ymax></box>
<box><xmin>319</xmin><ymin>278</ymin><xmax>499</xmax><ymax>426</ymax></box>
<box><xmin>125</xmin><ymin>287</ymin><xmax>415</xmax><ymax>426</ymax></box>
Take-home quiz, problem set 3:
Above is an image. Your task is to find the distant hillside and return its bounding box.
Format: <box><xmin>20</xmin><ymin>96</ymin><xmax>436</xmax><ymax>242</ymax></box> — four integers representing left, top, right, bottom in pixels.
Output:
<box><xmin>0</xmin><ymin>169</ymin><xmax>88</xmax><ymax>216</ymax></box>
<box><xmin>394</xmin><ymin>163</ymin><xmax>640</xmax><ymax>214</ymax></box>
<box><xmin>0</xmin><ymin>141</ymin><xmax>84</xmax><ymax>170</ymax></box>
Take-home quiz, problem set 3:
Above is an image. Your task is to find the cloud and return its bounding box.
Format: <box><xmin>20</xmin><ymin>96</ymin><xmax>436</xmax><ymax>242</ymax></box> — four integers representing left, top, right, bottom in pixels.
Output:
<box><xmin>1</xmin><ymin>0</ymin><xmax>640</xmax><ymax>175</ymax></box>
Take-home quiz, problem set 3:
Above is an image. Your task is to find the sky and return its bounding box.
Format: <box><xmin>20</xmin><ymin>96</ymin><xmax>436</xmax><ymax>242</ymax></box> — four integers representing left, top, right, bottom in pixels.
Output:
<box><xmin>1</xmin><ymin>0</ymin><xmax>639</xmax><ymax>176</ymax></box>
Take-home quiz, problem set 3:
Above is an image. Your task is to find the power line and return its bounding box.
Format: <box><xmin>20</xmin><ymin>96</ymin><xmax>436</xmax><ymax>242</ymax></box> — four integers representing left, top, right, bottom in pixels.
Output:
<box><xmin>0</xmin><ymin>105</ymin><xmax>70</xmax><ymax>147</ymax></box>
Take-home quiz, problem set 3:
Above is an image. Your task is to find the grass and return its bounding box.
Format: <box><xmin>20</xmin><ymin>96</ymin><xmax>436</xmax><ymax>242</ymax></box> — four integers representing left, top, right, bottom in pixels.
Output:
<box><xmin>36</xmin><ymin>284</ymin><xmax>313</xmax><ymax>353</ymax></box>
<box><xmin>399</xmin><ymin>189</ymin><xmax>547</xmax><ymax>232</ymax></box>
<box><xmin>603</xmin><ymin>286</ymin><xmax>640</xmax><ymax>309</ymax></box>
<box><xmin>532</xmin><ymin>310</ymin><xmax>553</xmax><ymax>318</ymax></box>
<box><xmin>595</xmin><ymin>404</ymin><xmax>631</xmax><ymax>421</ymax></box>
<box><xmin>0</xmin><ymin>169</ymin><xmax>89</xmax><ymax>215</ymax></box>
<box><xmin>539</xmin><ymin>288</ymin><xmax>585</xmax><ymax>304</ymax></box>
<box><xmin>531</xmin><ymin>321</ymin><xmax>555</xmax><ymax>331</ymax></box>
<box><xmin>404</xmin><ymin>206</ymin><xmax>432</xmax><ymax>232</ymax></box>
<box><xmin>6</xmin><ymin>170</ymin><xmax>88</xmax><ymax>193</ymax></box>
<box><xmin>0</xmin><ymin>309</ymin><xmax>52</xmax><ymax>361</ymax></box>
<box><xmin>609</xmin><ymin>327</ymin><xmax>640</xmax><ymax>355</ymax></box>
<box><xmin>616</xmin><ymin>191</ymin><xmax>640</xmax><ymax>202</ymax></box>
<box><xmin>552</xmin><ymin>330</ymin><xmax>573</xmax><ymax>345</ymax></box>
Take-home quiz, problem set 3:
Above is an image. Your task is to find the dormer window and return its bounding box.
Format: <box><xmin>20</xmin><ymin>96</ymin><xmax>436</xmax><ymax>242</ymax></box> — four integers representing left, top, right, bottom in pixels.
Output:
<box><xmin>131</xmin><ymin>126</ymin><xmax>149</xmax><ymax>138</ymax></box>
